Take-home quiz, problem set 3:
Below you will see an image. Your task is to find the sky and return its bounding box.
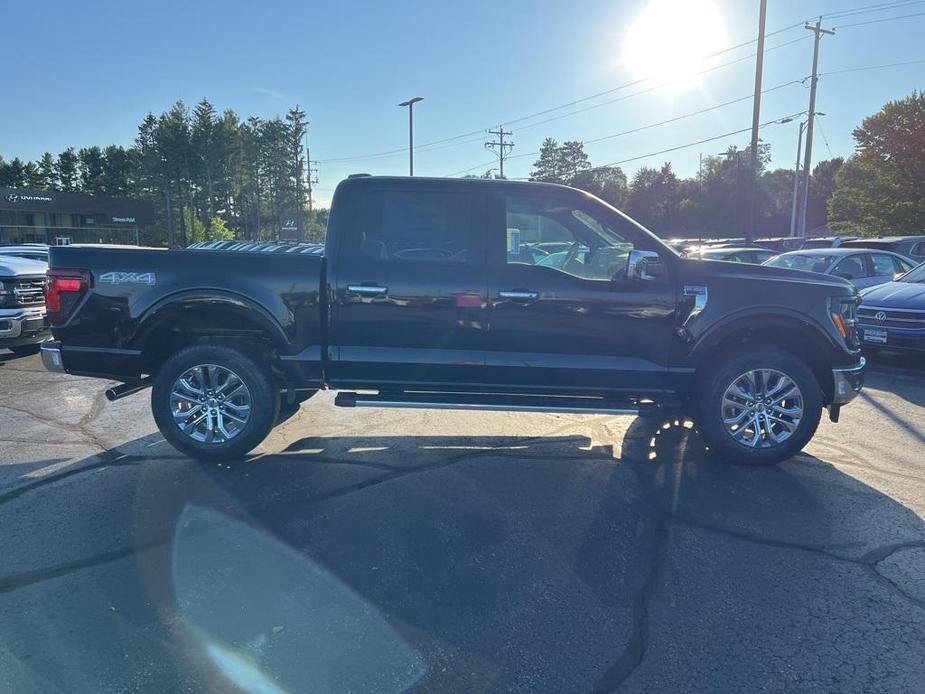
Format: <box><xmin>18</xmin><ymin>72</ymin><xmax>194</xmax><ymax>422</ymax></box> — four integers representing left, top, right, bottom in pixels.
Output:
<box><xmin>2</xmin><ymin>0</ymin><xmax>924</xmax><ymax>206</ymax></box>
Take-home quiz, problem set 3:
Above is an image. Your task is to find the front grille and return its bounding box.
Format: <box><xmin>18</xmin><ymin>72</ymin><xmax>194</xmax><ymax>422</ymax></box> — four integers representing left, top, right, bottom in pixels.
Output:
<box><xmin>8</xmin><ymin>278</ymin><xmax>45</xmax><ymax>306</ymax></box>
<box><xmin>859</xmin><ymin>307</ymin><xmax>925</xmax><ymax>329</ymax></box>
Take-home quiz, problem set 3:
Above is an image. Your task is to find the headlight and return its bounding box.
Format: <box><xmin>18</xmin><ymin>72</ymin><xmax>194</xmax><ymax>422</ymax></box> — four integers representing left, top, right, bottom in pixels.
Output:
<box><xmin>830</xmin><ymin>297</ymin><xmax>859</xmax><ymax>347</ymax></box>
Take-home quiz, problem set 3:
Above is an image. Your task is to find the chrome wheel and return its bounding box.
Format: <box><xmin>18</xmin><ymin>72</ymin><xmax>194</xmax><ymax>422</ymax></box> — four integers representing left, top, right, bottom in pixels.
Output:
<box><xmin>721</xmin><ymin>368</ymin><xmax>804</xmax><ymax>449</ymax></box>
<box><xmin>170</xmin><ymin>364</ymin><xmax>251</xmax><ymax>444</ymax></box>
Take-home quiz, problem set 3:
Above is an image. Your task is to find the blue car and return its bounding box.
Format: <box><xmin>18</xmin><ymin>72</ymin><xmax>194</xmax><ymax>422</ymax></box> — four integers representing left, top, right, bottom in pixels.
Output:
<box><xmin>857</xmin><ymin>262</ymin><xmax>925</xmax><ymax>353</ymax></box>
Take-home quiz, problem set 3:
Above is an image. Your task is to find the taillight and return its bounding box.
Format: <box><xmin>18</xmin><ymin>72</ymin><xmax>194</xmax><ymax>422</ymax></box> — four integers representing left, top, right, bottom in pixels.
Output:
<box><xmin>45</xmin><ymin>269</ymin><xmax>91</xmax><ymax>325</ymax></box>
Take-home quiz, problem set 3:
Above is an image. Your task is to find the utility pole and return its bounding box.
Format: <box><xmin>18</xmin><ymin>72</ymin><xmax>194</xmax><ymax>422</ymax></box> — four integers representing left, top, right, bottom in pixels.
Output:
<box><xmin>305</xmin><ymin>142</ymin><xmax>319</xmax><ymax>214</ymax></box>
<box><xmin>485</xmin><ymin>127</ymin><xmax>514</xmax><ymax>178</ymax></box>
<box><xmin>747</xmin><ymin>0</ymin><xmax>768</xmax><ymax>243</ymax></box>
<box><xmin>399</xmin><ymin>97</ymin><xmax>423</xmax><ymax>176</ymax></box>
<box><xmin>799</xmin><ymin>18</ymin><xmax>835</xmax><ymax>237</ymax></box>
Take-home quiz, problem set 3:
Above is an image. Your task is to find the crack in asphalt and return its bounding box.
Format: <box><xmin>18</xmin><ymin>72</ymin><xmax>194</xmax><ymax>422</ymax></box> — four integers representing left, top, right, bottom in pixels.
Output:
<box><xmin>591</xmin><ymin>513</ymin><xmax>669</xmax><ymax>693</ymax></box>
<box><xmin>0</xmin><ymin>388</ymin><xmax>111</xmax><ymax>453</ymax></box>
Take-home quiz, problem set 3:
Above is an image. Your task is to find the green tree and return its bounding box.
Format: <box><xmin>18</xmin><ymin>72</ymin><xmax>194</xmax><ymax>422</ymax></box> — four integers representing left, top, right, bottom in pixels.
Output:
<box><xmin>0</xmin><ymin>157</ymin><xmax>27</xmax><ymax>187</ymax></box>
<box><xmin>100</xmin><ymin>145</ymin><xmax>138</xmax><ymax>197</ymax></box>
<box><xmin>55</xmin><ymin>148</ymin><xmax>80</xmax><ymax>191</ymax></box>
<box><xmin>829</xmin><ymin>92</ymin><xmax>925</xmax><ymax>235</ymax></box>
<box><xmin>23</xmin><ymin>161</ymin><xmax>43</xmax><ymax>188</ymax></box>
<box><xmin>78</xmin><ymin>146</ymin><xmax>106</xmax><ymax>194</ymax></box>
<box><xmin>625</xmin><ymin>163</ymin><xmax>681</xmax><ymax>232</ymax></box>
<box><xmin>530</xmin><ymin>138</ymin><xmax>565</xmax><ymax>182</ymax></box>
<box><xmin>37</xmin><ymin>152</ymin><xmax>57</xmax><ymax>189</ymax></box>
<box><xmin>806</xmin><ymin>157</ymin><xmax>843</xmax><ymax>231</ymax></box>
<box><xmin>570</xmin><ymin>166</ymin><xmax>628</xmax><ymax>208</ymax></box>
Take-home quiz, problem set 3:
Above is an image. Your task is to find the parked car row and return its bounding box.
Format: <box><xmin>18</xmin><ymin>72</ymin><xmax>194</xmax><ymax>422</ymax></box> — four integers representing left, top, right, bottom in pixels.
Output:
<box><xmin>677</xmin><ymin>236</ymin><xmax>924</xmax><ymax>355</ymax></box>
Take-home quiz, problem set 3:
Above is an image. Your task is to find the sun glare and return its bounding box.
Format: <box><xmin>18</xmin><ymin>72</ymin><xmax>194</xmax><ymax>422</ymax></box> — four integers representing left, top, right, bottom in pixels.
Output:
<box><xmin>623</xmin><ymin>0</ymin><xmax>727</xmax><ymax>91</ymax></box>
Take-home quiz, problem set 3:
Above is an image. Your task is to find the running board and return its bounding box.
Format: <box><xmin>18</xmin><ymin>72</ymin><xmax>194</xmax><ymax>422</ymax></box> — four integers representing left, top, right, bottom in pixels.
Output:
<box><xmin>334</xmin><ymin>391</ymin><xmax>654</xmax><ymax>416</ymax></box>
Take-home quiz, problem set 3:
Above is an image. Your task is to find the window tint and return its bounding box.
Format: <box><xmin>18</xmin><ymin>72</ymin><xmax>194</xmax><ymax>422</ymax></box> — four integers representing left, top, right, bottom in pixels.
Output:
<box><xmin>910</xmin><ymin>242</ymin><xmax>925</xmax><ymax>256</ymax></box>
<box><xmin>754</xmin><ymin>251</ymin><xmax>774</xmax><ymax>264</ymax></box>
<box><xmin>349</xmin><ymin>190</ymin><xmax>476</xmax><ymax>263</ymax></box>
<box><xmin>895</xmin><ymin>257</ymin><xmax>915</xmax><ymax>274</ymax></box>
<box><xmin>832</xmin><ymin>255</ymin><xmax>869</xmax><ymax>280</ymax></box>
<box><xmin>871</xmin><ymin>254</ymin><xmax>898</xmax><ymax>276</ymax></box>
<box><xmin>504</xmin><ymin>196</ymin><xmax>635</xmax><ymax>281</ymax></box>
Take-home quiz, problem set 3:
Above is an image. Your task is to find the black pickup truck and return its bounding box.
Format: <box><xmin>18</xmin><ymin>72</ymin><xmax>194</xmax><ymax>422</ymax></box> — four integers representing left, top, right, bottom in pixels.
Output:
<box><xmin>42</xmin><ymin>176</ymin><xmax>865</xmax><ymax>465</ymax></box>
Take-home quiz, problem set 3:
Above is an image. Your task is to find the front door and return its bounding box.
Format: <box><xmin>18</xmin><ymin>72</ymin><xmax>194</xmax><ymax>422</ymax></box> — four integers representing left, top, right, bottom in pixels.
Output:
<box><xmin>482</xmin><ymin>187</ymin><xmax>679</xmax><ymax>396</ymax></box>
<box><xmin>327</xmin><ymin>183</ymin><xmax>488</xmax><ymax>390</ymax></box>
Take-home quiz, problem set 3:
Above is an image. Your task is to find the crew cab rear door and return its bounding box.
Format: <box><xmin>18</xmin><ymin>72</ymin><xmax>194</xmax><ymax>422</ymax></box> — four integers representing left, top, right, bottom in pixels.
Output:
<box><xmin>482</xmin><ymin>186</ymin><xmax>679</xmax><ymax>394</ymax></box>
<box><xmin>326</xmin><ymin>180</ymin><xmax>489</xmax><ymax>389</ymax></box>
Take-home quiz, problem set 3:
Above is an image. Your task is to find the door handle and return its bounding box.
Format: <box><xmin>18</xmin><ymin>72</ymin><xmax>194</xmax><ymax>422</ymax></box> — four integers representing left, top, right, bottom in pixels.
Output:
<box><xmin>498</xmin><ymin>290</ymin><xmax>539</xmax><ymax>301</ymax></box>
<box><xmin>347</xmin><ymin>285</ymin><xmax>388</xmax><ymax>296</ymax></box>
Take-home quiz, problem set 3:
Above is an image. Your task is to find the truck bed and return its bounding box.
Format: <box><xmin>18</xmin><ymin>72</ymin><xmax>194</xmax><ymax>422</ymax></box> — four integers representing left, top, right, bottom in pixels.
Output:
<box><xmin>48</xmin><ymin>245</ymin><xmax>325</xmax><ymax>382</ymax></box>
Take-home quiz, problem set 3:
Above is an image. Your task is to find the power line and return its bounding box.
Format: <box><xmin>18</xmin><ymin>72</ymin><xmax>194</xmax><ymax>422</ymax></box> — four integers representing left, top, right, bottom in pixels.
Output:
<box><xmin>319</xmin><ymin>23</ymin><xmax>811</xmax><ymax>164</ymax></box>
<box><xmin>489</xmin><ymin>77</ymin><xmax>805</xmax><ymax>167</ymax></box>
<box><xmin>821</xmin><ymin>57</ymin><xmax>925</xmax><ymax>75</ymax></box>
<box><xmin>436</xmin><ymin>34</ymin><xmax>811</xmax><ymax>173</ymax></box>
<box><xmin>820</xmin><ymin>0</ymin><xmax>925</xmax><ymax>20</ymax></box>
<box><xmin>503</xmin><ymin>112</ymin><xmax>804</xmax><ymax>179</ymax></box>
<box><xmin>506</xmin><ymin>35</ymin><xmax>810</xmax><ymax>137</ymax></box>
<box><xmin>322</xmin><ymin>1</ymin><xmax>923</xmax><ymax>168</ymax></box>
<box><xmin>445</xmin><ymin>158</ymin><xmax>499</xmax><ymax>177</ymax></box>
<box><xmin>820</xmin><ymin>0</ymin><xmax>923</xmax><ymax>19</ymax></box>
<box><xmin>835</xmin><ymin>9</ymin><xmax>925</xmax><ymax>27</ymax></box>
<box><xmin>586</xmin><ymin>112</ymin><xmax>806</xmax><ymax>172</ymax></box>
<box><xmin>816</xmin><ymin>120</ymin><xmax>835</xmax><ymax>159</ymax></box>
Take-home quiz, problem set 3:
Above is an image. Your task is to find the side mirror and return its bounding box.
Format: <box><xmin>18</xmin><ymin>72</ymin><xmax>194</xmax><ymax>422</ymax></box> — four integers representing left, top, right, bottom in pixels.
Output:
<box><xmin>626</xmin><ymin>250</ymin><xmax>661</xmax><ymax>281</ymax></box>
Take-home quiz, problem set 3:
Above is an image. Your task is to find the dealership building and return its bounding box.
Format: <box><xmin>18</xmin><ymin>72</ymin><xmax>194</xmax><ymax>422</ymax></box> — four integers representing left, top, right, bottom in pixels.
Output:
<box><xmin>0</xmin><ymin>187</ymin><xmax>155</xmax><ymax>245</ymax></box>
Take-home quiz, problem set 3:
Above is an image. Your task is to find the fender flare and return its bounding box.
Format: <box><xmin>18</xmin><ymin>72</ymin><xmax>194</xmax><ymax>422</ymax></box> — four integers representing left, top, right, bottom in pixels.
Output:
<box><xmin>130</xmin><ymin>288</ymin><xmax>290</xmax><ymax>352</ymax></box>
<box><xmin>688</xmin><ymin>307</ymin><xmax>839</xmax><ymax>365</ymax></box>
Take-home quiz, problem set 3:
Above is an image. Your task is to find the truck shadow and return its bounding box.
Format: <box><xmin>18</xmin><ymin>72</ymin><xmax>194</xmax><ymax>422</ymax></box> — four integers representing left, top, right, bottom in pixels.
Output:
<box><xmin>3</xmin><ymin>416</ymin><xmax>925</xmax><ymax>692</ymax></box>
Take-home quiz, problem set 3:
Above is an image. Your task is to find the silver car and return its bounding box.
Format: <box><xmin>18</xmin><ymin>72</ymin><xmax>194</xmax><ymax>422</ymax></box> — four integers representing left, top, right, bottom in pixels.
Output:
<box><xmin>763</xmin><ymin>248</ymin><xmax>916</xmax><ymax>290</ymax></box>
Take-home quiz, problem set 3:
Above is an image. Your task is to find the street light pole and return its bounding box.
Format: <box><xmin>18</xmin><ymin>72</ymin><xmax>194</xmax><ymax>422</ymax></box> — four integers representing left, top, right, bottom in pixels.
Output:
<box><xmin>399</xmin><ymin>97</ymin><xmax>423</xmax><ymax>176</ymax></box>
<box><xmin>790</xmin><ymin>120</ymin><xmax>807</xmax><ymax>238</ymax></box>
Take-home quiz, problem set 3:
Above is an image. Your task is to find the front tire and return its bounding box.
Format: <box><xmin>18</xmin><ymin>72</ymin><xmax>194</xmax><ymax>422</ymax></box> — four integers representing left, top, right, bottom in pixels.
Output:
<box><xmin>151</xmin><ymin>344</ymin><xmax>280</xmax><ymax>462</ymax></box>
<box><xmin>695</xmin><ymin>348</ymin><xmax>823</xmax><ymax>466</ymax></box>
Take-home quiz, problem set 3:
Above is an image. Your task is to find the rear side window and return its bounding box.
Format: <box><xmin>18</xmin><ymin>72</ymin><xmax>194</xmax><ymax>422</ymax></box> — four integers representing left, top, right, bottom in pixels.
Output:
<box><xmin>871</xmin><ymin>254</ymin><xmax>898</xmax><ymax>276</ymax></box>
<box><xmin>832</xmin><ymin>255</ymin><xmax>869</xmax><ymax>280</ymax></box>
<box><xmin>911</xmin><ymin>241</ymin><xmax>925</xmax><ymax>257</ymax></box>
<box><xmin>344</xmin><ymin>190</ymin><xmax>478</xmax><ymax>263</ymax></box>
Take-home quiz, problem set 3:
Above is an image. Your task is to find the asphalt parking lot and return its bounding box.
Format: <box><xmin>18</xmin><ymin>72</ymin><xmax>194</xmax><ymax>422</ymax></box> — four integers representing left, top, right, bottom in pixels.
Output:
<box><xmin>1</xmin><ymin>350</ymin><xmax>924</xmax><ymax>693</ymax></box>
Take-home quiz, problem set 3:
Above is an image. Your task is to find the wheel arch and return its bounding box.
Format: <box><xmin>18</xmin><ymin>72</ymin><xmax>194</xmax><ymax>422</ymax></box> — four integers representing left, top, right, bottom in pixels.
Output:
<box><xmin>131</xmin><ymin>290</ymin><xmax>289</xmax><ymax>375</ymax></box>
<box><xmin>690</xmin><ymin>310</ymin><xmax>838</xmax><ymax>402</ymax></box>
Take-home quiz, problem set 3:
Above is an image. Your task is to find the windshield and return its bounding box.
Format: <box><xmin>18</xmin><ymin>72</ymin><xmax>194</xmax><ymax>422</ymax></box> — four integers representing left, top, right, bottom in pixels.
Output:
<box><xmin>900</xmin><ymin>262</ymin><xmax>925</xmax><ymax>283</ymax></box>
<box><xmin>765</xmin><ymin>254</ymin><xmax>834</xmax><ymax>273</ymax></box>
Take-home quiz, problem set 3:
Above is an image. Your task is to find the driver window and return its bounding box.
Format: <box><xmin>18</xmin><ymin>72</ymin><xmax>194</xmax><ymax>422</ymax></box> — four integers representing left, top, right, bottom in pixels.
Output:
<box><xmin>504</xmin><ymin>198</ymin><xmax>635</xmax><ymax>281</ymax></box>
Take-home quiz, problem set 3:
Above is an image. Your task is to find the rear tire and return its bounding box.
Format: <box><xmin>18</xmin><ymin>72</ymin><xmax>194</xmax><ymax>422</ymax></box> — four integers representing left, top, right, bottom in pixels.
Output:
<box><xmin>151</xmin><ymin>343</ymin><xmax>280</xmax><ymax>462</ymax></box>
<box><xmin>695</xmin><ymin>348</ymin><xmax>823</xmax><ymax>466</ymax></box>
